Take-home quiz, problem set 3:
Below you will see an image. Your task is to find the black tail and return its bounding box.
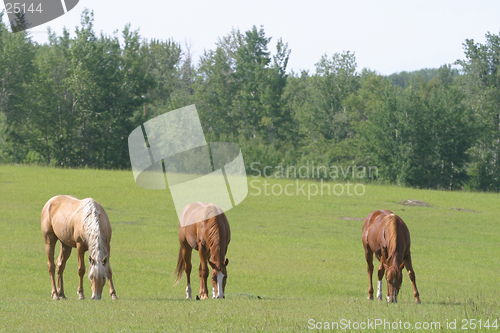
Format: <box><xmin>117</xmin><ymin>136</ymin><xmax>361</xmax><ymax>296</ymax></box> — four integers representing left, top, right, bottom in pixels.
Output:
<box><xmin>174</xmin><ymin>247</ymin><xmax>184</xmax><ymax>285</ymax></box>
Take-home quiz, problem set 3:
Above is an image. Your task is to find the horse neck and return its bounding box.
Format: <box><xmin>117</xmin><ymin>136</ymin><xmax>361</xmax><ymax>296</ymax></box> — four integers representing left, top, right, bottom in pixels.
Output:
<box><xmin>82</xmin><ymin>199</ymin><xmax>107</xmax><ymax>262</ymax></box>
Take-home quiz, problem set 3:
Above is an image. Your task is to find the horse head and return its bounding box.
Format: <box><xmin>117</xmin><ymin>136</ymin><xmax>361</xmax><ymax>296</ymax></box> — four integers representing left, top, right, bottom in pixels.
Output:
<box><xmin>88</xmin><ymin>255</ymin><xmax>108</xmax><ymax>300</ymax></box>
<box><xmin>384</xmin><ymin>261</ymin><xmax>404</xmax><ymax>302</ymax></box>
<box><xmin>208</xmin><ymin>258</ymin><xmax>228</xmax><ymax>299</ymax></box>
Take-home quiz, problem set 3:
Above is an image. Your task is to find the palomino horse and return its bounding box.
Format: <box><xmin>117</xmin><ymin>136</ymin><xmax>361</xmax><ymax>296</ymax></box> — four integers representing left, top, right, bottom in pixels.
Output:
<box><xmin>41</xmin><ymin>195</ymin><xmax>117</xmax><ymax>300</ymax></box>
<box><xmin>175</xmin><ymin>202</ymin><xmax>230</xmax><ymax>299</ymax></box>
<box><xmin>362</xmin><ymin>210</ymin><xmax>420</xmax><ymax>303</ymax></box>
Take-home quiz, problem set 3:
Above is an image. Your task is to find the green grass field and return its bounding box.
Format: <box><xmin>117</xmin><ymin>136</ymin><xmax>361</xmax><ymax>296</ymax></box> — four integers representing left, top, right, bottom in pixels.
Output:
<box><xmin>0</xmin><ymin>164</ymin><xmax>499</xmax><ymax>332</ymax></box>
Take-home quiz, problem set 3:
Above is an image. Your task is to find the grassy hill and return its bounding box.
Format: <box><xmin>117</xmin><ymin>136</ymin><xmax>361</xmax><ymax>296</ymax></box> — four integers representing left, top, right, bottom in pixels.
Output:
<box><xmin>0</xmin><ymin>165</ymin><xmax>499</xmax><ymax>331</ymax></box>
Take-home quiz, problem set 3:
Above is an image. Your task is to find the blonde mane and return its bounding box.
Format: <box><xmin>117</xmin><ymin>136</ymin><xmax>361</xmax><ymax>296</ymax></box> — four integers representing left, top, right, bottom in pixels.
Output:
<box><xmin>82</xmin><ymin>198</ymin><xmax>107</xmax><ymax>279</ymax></box>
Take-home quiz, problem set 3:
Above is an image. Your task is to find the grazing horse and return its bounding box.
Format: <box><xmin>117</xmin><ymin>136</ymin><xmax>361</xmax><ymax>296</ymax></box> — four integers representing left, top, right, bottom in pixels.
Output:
<box><xmin>41</xmin><ymin>195</ymin><xmax>118</xmax><ymax>300</ymax></box>
<box><xmin>362</xmin><ymin>210</ymin><xmax>420</xmax><ymax>303</ymax></box>
<box><xmin>175</xmin><ymin>202</ymin><xmax>230</xmax><ymax>300</ymax></box>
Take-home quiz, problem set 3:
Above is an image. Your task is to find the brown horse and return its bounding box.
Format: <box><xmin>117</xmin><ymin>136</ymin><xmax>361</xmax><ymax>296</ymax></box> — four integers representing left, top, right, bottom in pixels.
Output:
<box><xmin>41</xmin><ymin>195</ymin><xmax>118</xmax><ymax>300</ymax></box>
<box><xmin>175</xmin><ymin>202</ymin><xmax>230</xmax><ymax>299</ymax></box>
<box><xmin>362</xmin><ymin>210</ymin><xmax>420</xmax><ymax>303</ymax></box>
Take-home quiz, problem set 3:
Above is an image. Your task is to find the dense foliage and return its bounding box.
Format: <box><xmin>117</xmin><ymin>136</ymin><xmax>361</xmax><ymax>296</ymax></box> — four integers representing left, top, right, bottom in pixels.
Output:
<box><xmin>1</xmin><ymin>10</ymin><xmax>500</xmax><ymax>191</ymax></box>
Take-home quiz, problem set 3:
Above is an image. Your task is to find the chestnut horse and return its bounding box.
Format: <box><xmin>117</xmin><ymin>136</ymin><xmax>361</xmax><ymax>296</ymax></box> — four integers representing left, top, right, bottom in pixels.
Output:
<box><xmin>362</xmin><ymin>210</ymin><xmax>420</xmax><ymax>303</ymax></box>
<box><xmin>41</xmin><ymin>195</ymin><xmax>117</xmax><ymax>300</ymax></box>
<box><xmin>175</xmin><ymin>202</ymin><xmax>230</xmax><ymax>299</ymax></box>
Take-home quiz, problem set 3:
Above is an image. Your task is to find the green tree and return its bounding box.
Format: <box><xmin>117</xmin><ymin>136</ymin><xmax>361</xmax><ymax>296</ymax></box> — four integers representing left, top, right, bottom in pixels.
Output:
<box><xmin>142</xmin><ymin>37</ymin><xmax>182</xmax><ymax>118</ymax></box>
<box><xmin>362</xmin><ymin>77</ymin><xmax>409</xmax><ymax>184</ymax></box>
<box><xmin>195</xmin><ymin>26</ymin><xmax>291</xmax><ymax>146</ymax></box>
<box><xmin>29</xmin><ymin>28</ymin><xmax>72</xmax><ymax>165</ymax></box>
<box><xmin>363</xmin><ymin>66</ymin><xmax>476</xmax><ymax>189</ymax></box>
<box><xmin>387</xmin><ymin>67</ymin><xmax>458</xmax><ymax>88</ymax></box>
<box><xmin>457</xmin><ymin>31</ymin><xmax>500</xmax><ymax>191</ymax></box>
<box><xmin>298</xmin><ymin>51</ymin><xmax>359</xmax><ymax>144</ymax></box>
<box><xmin>258</xmin><ymin>37</ymin><xmax>291</xmax><ymax>145</ymax></box>
<box><xmin>194</xmin><ymin>30</ymin><xmax>242</xmax><ymax>140</ymax></box>
<box><xmin>232</xmin><ymin>25</ymin><xmax>272</xmax><ymax>140</ymax></box>
<box><xmin>0</xmin><ymin>11</ymin><xmax>36</xmax><ymax>162</ymax></box>
<box><xmin>61</xmin><ymin>10</ymin><xmax>150</xmax><ymax>168</ymax></box>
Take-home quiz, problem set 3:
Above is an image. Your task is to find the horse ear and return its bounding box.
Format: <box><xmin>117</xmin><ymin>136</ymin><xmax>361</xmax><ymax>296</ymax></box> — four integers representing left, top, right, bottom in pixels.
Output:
<box><xmin>224</xmin><ymin>258</ymin><xmax>229</xmax><ymax>266</ymax></box>
<box><xmin>399</xmin><ymin>261</ymin><xmax>405</xmax><ymax>270</ymax></box>
<box><xmin>102</xmin><ymin>256</ymin><xmax>108</xmax><ymax>266</ymax></box>
<box><xmin>208</xmin><ymin>260</ymin><xmax>216</xmax><ymax>270</ymax></box>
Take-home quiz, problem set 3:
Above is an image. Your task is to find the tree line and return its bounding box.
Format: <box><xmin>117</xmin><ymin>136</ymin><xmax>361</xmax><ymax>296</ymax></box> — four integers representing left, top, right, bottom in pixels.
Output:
<box><xmin>1</xmin><ymin>9</ymin><xmax>500</xmax><ymax>192</ymax></box>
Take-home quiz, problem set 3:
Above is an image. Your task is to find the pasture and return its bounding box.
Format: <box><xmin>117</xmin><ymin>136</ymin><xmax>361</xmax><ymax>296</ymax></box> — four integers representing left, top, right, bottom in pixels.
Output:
<box><xmin>0</xmin><ymin>164</ymin><xmax>499</xmax><ymax>332</ymax></box>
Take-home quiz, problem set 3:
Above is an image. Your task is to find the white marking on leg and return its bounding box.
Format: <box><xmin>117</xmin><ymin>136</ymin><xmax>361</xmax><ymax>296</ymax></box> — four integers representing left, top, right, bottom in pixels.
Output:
<box><xmin>186</xmin><ymin>284</ymin><xmax>192</xmax><ymax>299</ymax></box>
<box><xmin>217</xmin><ymin>271</ymin><xmax>224</xmax><ymax>299</ymax></box>
<box><xmin>377</xmin><ymin>280</ymin><xmax>382</xmax><ymax>300</ymax></box>
<box><xmin>212</xmin><ymin>287</ymin><xmax>216</xmax><ymax>299</ymax></box>
<box><xmin>387</xmin><ymin>295</ymin><xmax>391</xmax><ymax>302</ymax></box>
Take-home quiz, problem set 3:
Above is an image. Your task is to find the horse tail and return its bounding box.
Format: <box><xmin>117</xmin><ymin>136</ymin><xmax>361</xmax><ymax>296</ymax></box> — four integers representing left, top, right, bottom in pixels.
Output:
<box><xmin>174</xmin><ymin>246</ymin><xmax>185</xmax><ymax>285</ymax></box>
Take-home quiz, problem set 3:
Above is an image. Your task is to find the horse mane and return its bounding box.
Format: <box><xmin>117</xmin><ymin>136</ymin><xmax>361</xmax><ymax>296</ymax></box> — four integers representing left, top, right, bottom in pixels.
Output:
<box><xmin>82</xmin><ymin>198</ymin><xmax>107</xmax><ymax>279</ymax></box>
<box><xmin>384</xmin><ymin>214</ymin><xmax>403</xmax><ymax>283</ymax></box>
<box><xmin>204</xmin><ymin>204</ymin><xmax>222</xmax><ymax>267</ymax></box>
<box><xmin>385</xmin><ymin>214</ymin><xmax>398</xmax><ymax>261</ymax></box>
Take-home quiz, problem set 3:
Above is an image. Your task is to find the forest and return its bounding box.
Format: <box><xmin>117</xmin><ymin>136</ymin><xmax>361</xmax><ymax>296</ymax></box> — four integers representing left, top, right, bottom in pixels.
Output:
<box><xmin>1</xmin><ymin>9</ymin><xmax>500</xmax><ymax>192</ymax></box>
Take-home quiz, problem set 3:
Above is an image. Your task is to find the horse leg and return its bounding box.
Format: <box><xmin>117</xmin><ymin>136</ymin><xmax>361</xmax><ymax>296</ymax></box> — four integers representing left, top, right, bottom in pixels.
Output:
<box><xmin>55</xmin><ymin>243</ymin><xmax>72</xmax><ymax>299</ymax></box>
<box><xmin>405</xmin><ymin>252</ymin><xmax>421</xmax><ymax>304</ymax></box>
<box><xmin>106</xmin><ymin>261</ymin><xmax>118</xmax><ymax>300</ymax></box>
<box><xmin>211</xmin><ymin>275</ymin><xmax>217</xmax><ymax>299</ymax></box>
<box><xmin>377</xmin><ymin>261</ymin><xmax>385</xmax><ymax>301</ymax></box>
<box><xmin>76</xmin><ymin>243</ymin><xmax>86</xmax><ymax>300</ymax></box>
<box><xmin>183</xmin><ymin>246</ymin><xmax>193</xmax><ymax>299</ymax></box>
<box><xmin>364</xmin><ymin>246</ymin><xmax>374</xmax><ymax>300</ymax></box>
<box><xmin>198</xmin><ymin>247</ymin><xmax>210</xmax><ymax>299</ymax></box>
<box><xmin>44</xmin><ymin>233</ymin><xmax>59</xmax><ymax>300</ymax></box>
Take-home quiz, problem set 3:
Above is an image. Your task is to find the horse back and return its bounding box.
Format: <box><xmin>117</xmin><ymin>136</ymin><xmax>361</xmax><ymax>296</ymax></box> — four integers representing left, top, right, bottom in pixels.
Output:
<box><xmin>362</xmin><ymin>210</ymin><xmax>394</xmax><ymax>253</ymax></box>
<box><xmin>362</xmin><ymin>210</ymin><xmax>411</xmax><ymax>256</ymax></box>
<box><xmin>41</xmin><ymin>195</ymin><xmax>111</xmax><ymax>248</ymax></box>
<box><xmin>178</xmin><ymin>202</ymin><xmax>230</xmax><ymax>251</ymax></box>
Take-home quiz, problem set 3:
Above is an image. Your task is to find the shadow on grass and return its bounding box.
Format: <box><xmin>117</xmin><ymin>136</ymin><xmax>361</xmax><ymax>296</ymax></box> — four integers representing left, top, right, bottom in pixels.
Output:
<box><xmin>129</xmin><ymin>293</ymin><xmax>284</xmax><ymax>301</ymax></box>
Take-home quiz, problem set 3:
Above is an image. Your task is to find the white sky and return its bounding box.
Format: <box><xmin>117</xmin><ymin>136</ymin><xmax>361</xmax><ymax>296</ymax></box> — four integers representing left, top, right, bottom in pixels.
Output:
<box><xmin>2</xmin><ymin>0</ymin><xmax>500</xmax><ymax>75</ymax></box>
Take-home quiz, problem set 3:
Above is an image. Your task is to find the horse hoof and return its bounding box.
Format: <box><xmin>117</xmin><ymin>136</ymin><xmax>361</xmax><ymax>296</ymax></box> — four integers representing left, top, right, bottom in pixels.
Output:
<box><xmin>111</xmin><ymin>294</ymin><xmax>118</xmax><ymax>300</ymax></box>
<box><xmin>52</xmin><ymin>295</ymin><xmax>59</xmax><ymax>300</ymax></box>
<box><xmin>367</xmin><ymin>296</ymin><xmax>374</xmax><ymax>300</ymax></box>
